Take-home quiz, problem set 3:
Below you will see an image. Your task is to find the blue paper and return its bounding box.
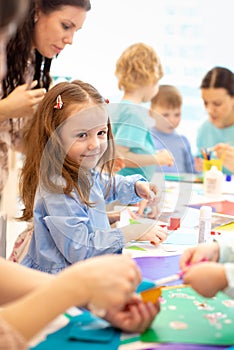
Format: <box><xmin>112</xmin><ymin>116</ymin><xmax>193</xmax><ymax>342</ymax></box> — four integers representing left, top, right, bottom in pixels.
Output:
<box><xmin>31</xmin><ymin>312</ymin><xmax>120</xmax><ymax>350</ymax></box>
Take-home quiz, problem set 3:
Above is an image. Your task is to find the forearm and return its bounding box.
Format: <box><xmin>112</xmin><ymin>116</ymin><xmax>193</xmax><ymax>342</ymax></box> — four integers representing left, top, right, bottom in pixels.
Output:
<box><xmin>0</xmin><ymin>98</ymin><xmax>13</xmax><ymax>122</ymax></box>
<box><xmin>119</xmin><ymin>150</ymin><xmax>157</xmax><ymax>168</ymax></box>
<box><xmin>122</xmin><ymin>223</ymin><xmax>151</xmax><ymax>242</ymax></box>
<box><xmin>0</xmin><ymin>275</ymin><xmax>87</xmax><ymax>341</ymax></box>
<box><xmin>0</xmin><ymin>258</ymin><xmax>53</xmax><ymax>305</ymax></box>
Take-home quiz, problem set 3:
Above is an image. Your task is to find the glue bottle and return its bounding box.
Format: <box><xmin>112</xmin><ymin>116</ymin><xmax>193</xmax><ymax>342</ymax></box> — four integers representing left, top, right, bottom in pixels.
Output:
<box><xmin>204</xmin><ymin>165</ymin><xmax>223</xmax><ymax>197</ymax></box>
<box><xmin>198</xmin><ymin>206</ymin><xmax>212</xmax><ymax>243</ymax></box>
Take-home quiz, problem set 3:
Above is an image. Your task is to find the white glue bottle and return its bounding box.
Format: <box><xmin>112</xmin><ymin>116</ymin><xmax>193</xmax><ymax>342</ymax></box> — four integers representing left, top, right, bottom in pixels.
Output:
<box><xmin>198</xmin><ymin>206</ymin><xmax>212</xmax><ymax>243</ymax></box>
<box><xmin>204</xmin><ymin>165</ymin><xmax>223</xmax><ymax>197</ymax></box>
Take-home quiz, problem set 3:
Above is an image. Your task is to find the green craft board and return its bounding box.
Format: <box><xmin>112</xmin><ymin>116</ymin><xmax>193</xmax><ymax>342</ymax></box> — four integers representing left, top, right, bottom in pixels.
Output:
<box><xmin>141</xmin><ymin>286</ymin><xmax>234</xmax><ymax>346</ymax></box>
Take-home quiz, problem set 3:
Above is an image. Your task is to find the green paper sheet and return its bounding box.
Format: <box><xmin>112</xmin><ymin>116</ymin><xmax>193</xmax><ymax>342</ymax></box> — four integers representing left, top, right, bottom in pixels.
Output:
<box><xmin>141</xmin><ymin>286</ymin><xmax>234</xmax><ymax>346</ymax></box>
<box><xmin>125</xmin><ymin>245</ymin><xmax>147</xmax><ymax>251</ymax></box>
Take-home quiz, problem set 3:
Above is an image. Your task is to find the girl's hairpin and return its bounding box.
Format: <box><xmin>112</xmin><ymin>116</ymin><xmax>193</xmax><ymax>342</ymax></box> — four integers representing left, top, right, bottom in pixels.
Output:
<box><xmin>54</xmin><ymin>95</ymin><xmax>63</xmax><ymax>109</ymax></box>
<box><xmin>104</xmin><ymin>98</ymin><xmax>109</xmax><ymax>104</ymax></box>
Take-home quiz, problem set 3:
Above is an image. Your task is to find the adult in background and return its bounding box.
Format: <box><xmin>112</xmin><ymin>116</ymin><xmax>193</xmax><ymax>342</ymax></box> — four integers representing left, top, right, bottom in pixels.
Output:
<box><xmin>195</xmin><ymin>67</ymin><xmax>234</xmax><ymax>174</ymax></box>
<box><xmin>0</xmin><ymin>0</ymin><xmax>91</xmax><ymax>195</ymax></box>
<box><xmin>0</xmin><ymin>0</ymin><xmax>91</xmax><ymax>262</ymax></box>
<box><xmin>0</xmin><ymin>3</ymin><xmax>160</xmax><ymax>347</ymax></box>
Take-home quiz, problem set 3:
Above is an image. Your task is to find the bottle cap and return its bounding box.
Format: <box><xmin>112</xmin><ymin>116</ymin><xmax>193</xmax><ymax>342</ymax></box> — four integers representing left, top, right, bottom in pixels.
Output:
<box><xmin>200</xmin><ymin>205</ymin><xmax>212</xmax><ymax>218</ymax></box>
<box><xmin>226</xmin><ymin>174</ymin><xmax>232</xmax><ymax>182</ymax></box>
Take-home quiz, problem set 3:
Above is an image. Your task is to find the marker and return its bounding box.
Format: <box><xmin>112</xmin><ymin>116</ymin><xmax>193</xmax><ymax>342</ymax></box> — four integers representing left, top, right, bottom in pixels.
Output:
<box><xmin>154</xmin><ymin>271</ymin><xmax>184</xmax><ymax>286</ymax></box>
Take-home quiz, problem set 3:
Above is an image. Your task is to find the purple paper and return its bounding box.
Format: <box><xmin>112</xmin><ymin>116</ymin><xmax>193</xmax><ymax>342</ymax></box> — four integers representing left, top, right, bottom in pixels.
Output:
<box><xmin>134</xmin><ymin>255</ymin><xmax>182</xmax><ymax>286</ymax></box>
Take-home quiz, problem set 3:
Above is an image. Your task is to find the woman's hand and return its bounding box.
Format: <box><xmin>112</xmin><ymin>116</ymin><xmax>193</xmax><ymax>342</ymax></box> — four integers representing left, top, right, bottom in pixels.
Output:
<box><xmin>2</xmin><ymin>81</ymin><xmax>45</xmax><ymax>120</ymax></box>
<box><xmin>214</xmin><ymin>143</ymin><xmax>234</xmax><ymax>172</ymax></box>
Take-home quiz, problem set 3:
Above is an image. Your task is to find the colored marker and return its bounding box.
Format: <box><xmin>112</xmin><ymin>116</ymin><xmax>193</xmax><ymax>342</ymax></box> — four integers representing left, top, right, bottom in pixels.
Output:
<box><xmin>153</xmin><ymin>271</ymin><xmax>184</xmax><ymax>287</ymax></box>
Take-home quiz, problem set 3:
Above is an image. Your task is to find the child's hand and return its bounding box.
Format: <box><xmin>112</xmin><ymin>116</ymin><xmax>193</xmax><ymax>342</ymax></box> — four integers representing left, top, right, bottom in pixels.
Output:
<box><xmin>113</xmin><ymin>154</ymin><xmax>126</xmax><ymax>172</ymax></box>
<box><xmin>180</xmin><ymin>242</ymin><xmax>220</xmax><ymax>272</ymax></box>
<box><xmin>135</xmin><ymin>182</ymin><xmax>158</xmax><ymax>200</ymax></box>
<box><xmin>183</xmin><ymin>262</ymin><xmax>227</xmax><ymax>297</ymax></box>
<box><xmin>136</xmin><ymin>198</ymin><xmax>159</xmax><ymax>219</ymax></box>
<box><xmin>136</xmin><ymin>224</ymin><xmax>167</xmax><ymax>245</ymax></box>
<box><xmin>135</xmin><ymin>183</ymin><xmax>159</xmax><ymax>219</ymax></box>
<box><xmin>154</xmin><ymin>149</ymin><xmax>174</xmax><ymax>167</ymax></box>
<box><xmin>194</xmin><ymin>157</ymin><xmax>203</xmax><ymax>172</ymax></box>
<box><xmin>105</xmin><ymin>293</ymin><xmax>160</xmax><ymax>333</ymax></box>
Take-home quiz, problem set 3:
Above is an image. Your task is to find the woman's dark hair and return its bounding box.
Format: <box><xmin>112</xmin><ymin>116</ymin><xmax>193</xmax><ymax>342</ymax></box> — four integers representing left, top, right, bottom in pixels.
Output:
<box><xmin>200</xmin><ymin>66</ymin><xmax>234</xmax><ymax>97</ymax></box>
<box><xmin>2</xmin><ymin>0</ymin><xmax>91</xmax><ymax>97</ymax></box>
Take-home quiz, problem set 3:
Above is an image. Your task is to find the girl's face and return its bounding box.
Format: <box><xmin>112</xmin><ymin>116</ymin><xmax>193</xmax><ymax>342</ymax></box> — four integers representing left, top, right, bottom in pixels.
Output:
<box><xmin>33</xmin><ymin>6</ymin><xmax>87</xmax><ymax>58</ymax></box>
<box><xmin>60</xmin><ymin>104</ymin><xmax>109</xmax><ymax>170</ymax></box>
<box><xmin>0</xmin><ymin>23</ymin><xmax>16</xmax><ymax>80</ymax></box>
<box><xmin>201</xmin><ymin>88</ymin><xmax>234</xmax><ymax>128</ymax></box>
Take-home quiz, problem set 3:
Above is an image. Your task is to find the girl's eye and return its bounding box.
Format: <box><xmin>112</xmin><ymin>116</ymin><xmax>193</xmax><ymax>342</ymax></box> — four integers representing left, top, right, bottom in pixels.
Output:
<box><xmin>76</xmin><ymin>133</ymin><xmax>87</xmax><ymax>139</ymax></box>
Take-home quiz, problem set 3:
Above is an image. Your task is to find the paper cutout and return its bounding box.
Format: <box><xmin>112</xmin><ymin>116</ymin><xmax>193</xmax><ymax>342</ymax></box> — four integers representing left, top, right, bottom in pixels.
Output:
<box><xmin>31</xmin><ymin>312</ymin><xmax>120</xmax><ymax>350</ymax></box>
<box><xmin>140</xmin><ymin>286</ymin><xmax>162</xmax><ymax>304</ymax></box>
<box><xmin>213</xmin><ymin>222</ymin><xmax>234</xmax><ymax>231</ymax></box>
<box><xmin>141</xmin><ymin>286</ymin><xmax>234</xmax><ymax>346</ymax></box>
<box><xmin>125</xmin><ymin>245</ymin><xmax>147</xmax><ymax>251</ymax></box>
<box><xmin>188</xmin><ymin>200</ymin><xmax>234</xmax><ymax>216</ymax></box>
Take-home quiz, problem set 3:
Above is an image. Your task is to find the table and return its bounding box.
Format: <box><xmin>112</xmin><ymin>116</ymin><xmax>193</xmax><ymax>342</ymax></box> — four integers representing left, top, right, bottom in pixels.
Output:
<box><xmin>7</xmin><ymin>175</ymin><xmax>234</xmax><ymax>349</ymax></box>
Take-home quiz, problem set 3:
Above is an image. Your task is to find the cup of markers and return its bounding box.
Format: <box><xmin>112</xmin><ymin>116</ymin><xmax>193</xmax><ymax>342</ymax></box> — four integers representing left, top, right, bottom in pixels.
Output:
<box><xmin>201</xmin><ymin>147</ymin><xmax>223</xmax><ymax>173</ymax></box>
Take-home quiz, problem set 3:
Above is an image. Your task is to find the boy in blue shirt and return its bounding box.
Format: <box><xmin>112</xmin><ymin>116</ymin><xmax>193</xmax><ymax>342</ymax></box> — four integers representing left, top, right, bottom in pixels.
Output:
<box><xmin>150</xmin><ymin>85</ymin><xmax>195</xmax><ymax>174</ymax></box>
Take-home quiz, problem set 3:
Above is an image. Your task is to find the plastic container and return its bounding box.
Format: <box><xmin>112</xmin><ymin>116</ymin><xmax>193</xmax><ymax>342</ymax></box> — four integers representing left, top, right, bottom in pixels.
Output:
<box><xmin>198</xmin><ymin>206</ymin><xmax>212</xmax><ymax>243</ymax></box>
<box><xmin>204</xmin><ymin>165</ymin><xmax>223</xmax><ymax>197</ymax></box>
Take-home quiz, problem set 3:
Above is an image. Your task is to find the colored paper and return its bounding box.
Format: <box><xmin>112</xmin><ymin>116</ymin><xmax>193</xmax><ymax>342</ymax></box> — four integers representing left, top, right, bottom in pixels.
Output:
<box><xmin>31</xmin><ymin>312</ymin><xmax>120</xmax><ymax>350</ymax></box>
<box><xmin>134</xmin><ymin>255</ymin><xmax>182</xmax><ymax>288</ymax></box>
<box><xmin>214</xmin><ymin>222</ymin><xmax>234</xmax><ymax>231</ymax></box>
<box><xmin>141</xmin><ymin>286</ymin><xmax>234</xmax><ymax>346</ymax></box>
<box><xmin>188</xmin><ymin>200</ymin><xmax>234</xmax><ymax>216</ymax></box>
<box><xmin>140</xmin><ymin>286</ymin><xmax>162</xmax><ymax>304</ymax></box>
<box><xmin>125</xmin><ymin>245</ymin><xmax>147</xmax><ymax>251</ymax></box>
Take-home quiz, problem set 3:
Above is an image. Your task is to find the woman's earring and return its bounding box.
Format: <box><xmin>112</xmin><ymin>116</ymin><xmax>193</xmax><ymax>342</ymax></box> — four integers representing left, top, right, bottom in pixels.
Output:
<box><xmin>34</xmin><ymin>15</ymin><xmax>38</xmax><ymax>23</ymax></box>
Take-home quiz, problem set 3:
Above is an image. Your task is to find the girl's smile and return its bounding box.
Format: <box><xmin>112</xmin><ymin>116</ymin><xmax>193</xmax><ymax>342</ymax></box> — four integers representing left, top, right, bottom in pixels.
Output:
<box><xmin>60</xmin><ymin>105</ymin><xmax>109</xmax><ymax>169</ymax></box>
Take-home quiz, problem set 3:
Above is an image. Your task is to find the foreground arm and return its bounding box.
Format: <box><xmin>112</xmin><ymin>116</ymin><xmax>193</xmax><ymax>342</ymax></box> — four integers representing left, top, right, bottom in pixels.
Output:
<box><xmin>0</xmin><ymin>255</ymin><xmax>141</xmax><ymax>341</ymax></box>
<box><xmin>0</xmin><ymin>258</ymin><xmax>53</xmax><ymax>305</ymax></box>
<box><xmin>117</xmin><ymin>145</ymin><xmax>174</xmax><ymax>168</ymax></box>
